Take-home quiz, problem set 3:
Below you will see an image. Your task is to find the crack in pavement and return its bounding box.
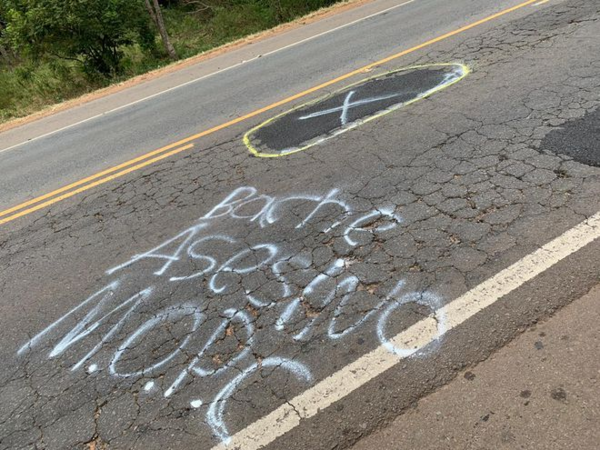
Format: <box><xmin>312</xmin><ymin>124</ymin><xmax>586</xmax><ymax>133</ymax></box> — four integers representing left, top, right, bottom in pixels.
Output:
<box><xmin>1</xmin><ymin>1</ymin><xmax>600</xmax><ymax>449</ymax></box>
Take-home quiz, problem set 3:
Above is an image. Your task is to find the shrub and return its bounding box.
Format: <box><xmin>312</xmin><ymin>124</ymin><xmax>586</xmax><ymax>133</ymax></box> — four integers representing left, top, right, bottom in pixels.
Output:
<box><xmin>3</xmin><ymin>0</ymin><xmax>156</xmax><ymax>76</ymax></box>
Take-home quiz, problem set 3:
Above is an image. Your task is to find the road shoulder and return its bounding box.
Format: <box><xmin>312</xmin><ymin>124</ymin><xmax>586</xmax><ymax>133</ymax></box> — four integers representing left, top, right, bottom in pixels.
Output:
<box><xmin>351</xmin><ymin>284</ymin><xmax>600</xmax><ymax>450</ymax></box>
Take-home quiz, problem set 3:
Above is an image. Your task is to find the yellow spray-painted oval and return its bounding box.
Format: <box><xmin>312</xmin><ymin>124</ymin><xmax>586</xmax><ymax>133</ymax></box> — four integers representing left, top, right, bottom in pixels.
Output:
<box><xmin>244</xmin><ymin>63</ymin><xmax>470</xmax><ymax>158</ymax></box>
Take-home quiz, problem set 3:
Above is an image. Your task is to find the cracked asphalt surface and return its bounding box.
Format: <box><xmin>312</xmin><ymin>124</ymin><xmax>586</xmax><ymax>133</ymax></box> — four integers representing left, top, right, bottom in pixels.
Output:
<box><xmin>2</xmin><ymin>0</ymin><xmax>600</xmax><ymax>449</ymax></box>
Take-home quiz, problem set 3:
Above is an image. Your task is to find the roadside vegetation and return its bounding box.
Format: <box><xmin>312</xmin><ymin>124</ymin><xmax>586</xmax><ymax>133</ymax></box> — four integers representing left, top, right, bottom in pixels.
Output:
<box><xmin>0</xmin><ymin>0</ymin><xmax>343</xmax><ymax>124</ymax></box>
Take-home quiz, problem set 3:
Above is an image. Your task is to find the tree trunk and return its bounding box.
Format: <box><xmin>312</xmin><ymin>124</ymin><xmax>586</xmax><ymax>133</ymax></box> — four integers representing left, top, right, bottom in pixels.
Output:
<box><xmin>144</xmin><ymin>0</ymin><xmax>158</xmax><ymax>24</ymax></box>
<box><xmin>0</xmin><ymin>22</ymin><xmax>13</xmax><ymax>66</ymax></box>
<box><xmin>145</xmin><ymin>0</ymin><xmax>177</xmax><ymax>60</ymax></box>
<box><xmin>0</xmin><ymin>43</ymin><xmax>11</xmax><ymax>66</ymax></box>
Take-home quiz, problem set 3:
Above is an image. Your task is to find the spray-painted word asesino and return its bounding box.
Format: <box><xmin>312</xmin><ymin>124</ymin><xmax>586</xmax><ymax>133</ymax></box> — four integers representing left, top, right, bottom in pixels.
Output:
<box><xmin>17</xmin><ymin>186</ymin><xmax>446</xmax><ymax>445</ymax></box>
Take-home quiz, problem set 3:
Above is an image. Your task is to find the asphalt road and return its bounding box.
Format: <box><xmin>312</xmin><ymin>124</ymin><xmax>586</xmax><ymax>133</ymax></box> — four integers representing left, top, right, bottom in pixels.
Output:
<box><xmin>0</xmin><ymin>0</ymin><xmax>528</xmax><ymax>211</ymax></box>
<box><xmin>2</xmin><ymin>0</ymin><xmax>600</xmax><ymax>449</ymax></box>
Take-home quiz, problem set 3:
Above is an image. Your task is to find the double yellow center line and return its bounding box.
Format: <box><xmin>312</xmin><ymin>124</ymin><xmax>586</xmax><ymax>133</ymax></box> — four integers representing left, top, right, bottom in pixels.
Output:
<box><xmin>0</xmin><ymin>143</ymin><xmax>195</xmax><ymax>225</ymax></box>
<box><xmin>0</xmin><ymin>0</ymin><xmax>541</xmax><ymax>227</ymax></box>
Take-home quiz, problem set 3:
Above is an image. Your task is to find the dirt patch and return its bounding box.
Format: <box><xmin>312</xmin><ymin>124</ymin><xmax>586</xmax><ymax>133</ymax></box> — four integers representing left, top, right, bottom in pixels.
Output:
<box><xmin>0</xmin><ymin>0</ymin><xmax>376</xmax><ymax>134</ymax></box>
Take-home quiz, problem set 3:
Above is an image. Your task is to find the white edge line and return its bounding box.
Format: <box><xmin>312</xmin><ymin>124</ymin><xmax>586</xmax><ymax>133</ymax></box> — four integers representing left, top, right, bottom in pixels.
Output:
<box><xmin>211</xmin><ymin>211</ymin><xmax>600</xmax><ymax>450</ymax></box>
<box><xmin>0</xmin><ymin>0</ymin><xmax>416</xmax><ymax>155</ymax></box>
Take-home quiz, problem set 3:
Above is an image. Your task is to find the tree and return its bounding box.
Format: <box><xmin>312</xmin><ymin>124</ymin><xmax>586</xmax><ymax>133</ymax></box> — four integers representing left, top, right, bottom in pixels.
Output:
<box><xmin>0</xmin><ymin>2</ymin><xmax>15</xmax><ymax>66</ymax></box>
<box><xmin>144</xmin><ymin>0</ymin><xmax>177</xmax><ymax>60</ymax></box>
<box><xmin>0</xmin><ymin>33</ymin><xmax>12</xmax><ymax>66</ymax></box>
<box><xmin>3</xmin><ymin>0</ymin><xmax>156</xmax><ymax>76</ymax></box>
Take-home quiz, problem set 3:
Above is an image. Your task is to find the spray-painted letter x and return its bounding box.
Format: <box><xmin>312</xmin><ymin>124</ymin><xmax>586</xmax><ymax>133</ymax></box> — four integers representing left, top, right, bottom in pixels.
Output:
<box><xmin>299</xmin><ymin>90</ymin><xmax>402</xmax><ymax>126</ymax></box>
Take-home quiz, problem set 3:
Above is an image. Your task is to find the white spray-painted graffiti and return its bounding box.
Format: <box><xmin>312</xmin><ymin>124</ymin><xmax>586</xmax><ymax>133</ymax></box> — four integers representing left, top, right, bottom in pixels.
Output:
<box><xmin>17</xmin><ymin>186</ymin><xmax>446</xmax><ymax>445</ymax></box>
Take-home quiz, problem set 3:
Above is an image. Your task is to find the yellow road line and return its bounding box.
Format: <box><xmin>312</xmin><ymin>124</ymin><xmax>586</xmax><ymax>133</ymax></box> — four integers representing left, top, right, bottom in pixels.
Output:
<box><xmin>0</xmin><ymin>141</ymin><xmax>194</xmax><ymax>220</ymax></box>
<box><xmin>0</xmin><ymin>144</ymin><xmax>194</xmax><ymax>226</ymax></box>
<box><xmin>0</xmin><ymin>0</ymin><xmax>540</xmax><ymax>227</ymax></box>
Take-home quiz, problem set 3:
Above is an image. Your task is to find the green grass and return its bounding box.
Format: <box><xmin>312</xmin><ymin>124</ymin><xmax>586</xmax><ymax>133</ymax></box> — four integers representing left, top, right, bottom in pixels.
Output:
<box><xmin>0</xmin><ymin>61</ymin><xmax>102</xmax><ymax>123</ymax></box>
<box><xmin>0</xmin><ymin>0</ymin><xmax>343</xmax><ymax>124</ymax></box>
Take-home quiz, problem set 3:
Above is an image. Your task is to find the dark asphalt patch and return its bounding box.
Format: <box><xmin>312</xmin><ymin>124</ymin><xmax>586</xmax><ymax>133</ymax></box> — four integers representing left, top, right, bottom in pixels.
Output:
<box><xmin>246</xmin><ymin>63</ymin><xmax>468</xmax><ymax>157</ymax></box>
<box><xmin>541</xmin><ymin>107</ymin><xmax>600</xmax><ymax>166</ymax></box>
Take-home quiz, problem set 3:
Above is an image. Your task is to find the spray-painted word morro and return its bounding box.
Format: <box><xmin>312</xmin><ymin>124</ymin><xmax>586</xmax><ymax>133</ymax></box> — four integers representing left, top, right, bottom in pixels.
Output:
<box><xmin>17</xmin><ymin>187</ymin><xmax>447</xmax><ymax>445</ymax></box>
